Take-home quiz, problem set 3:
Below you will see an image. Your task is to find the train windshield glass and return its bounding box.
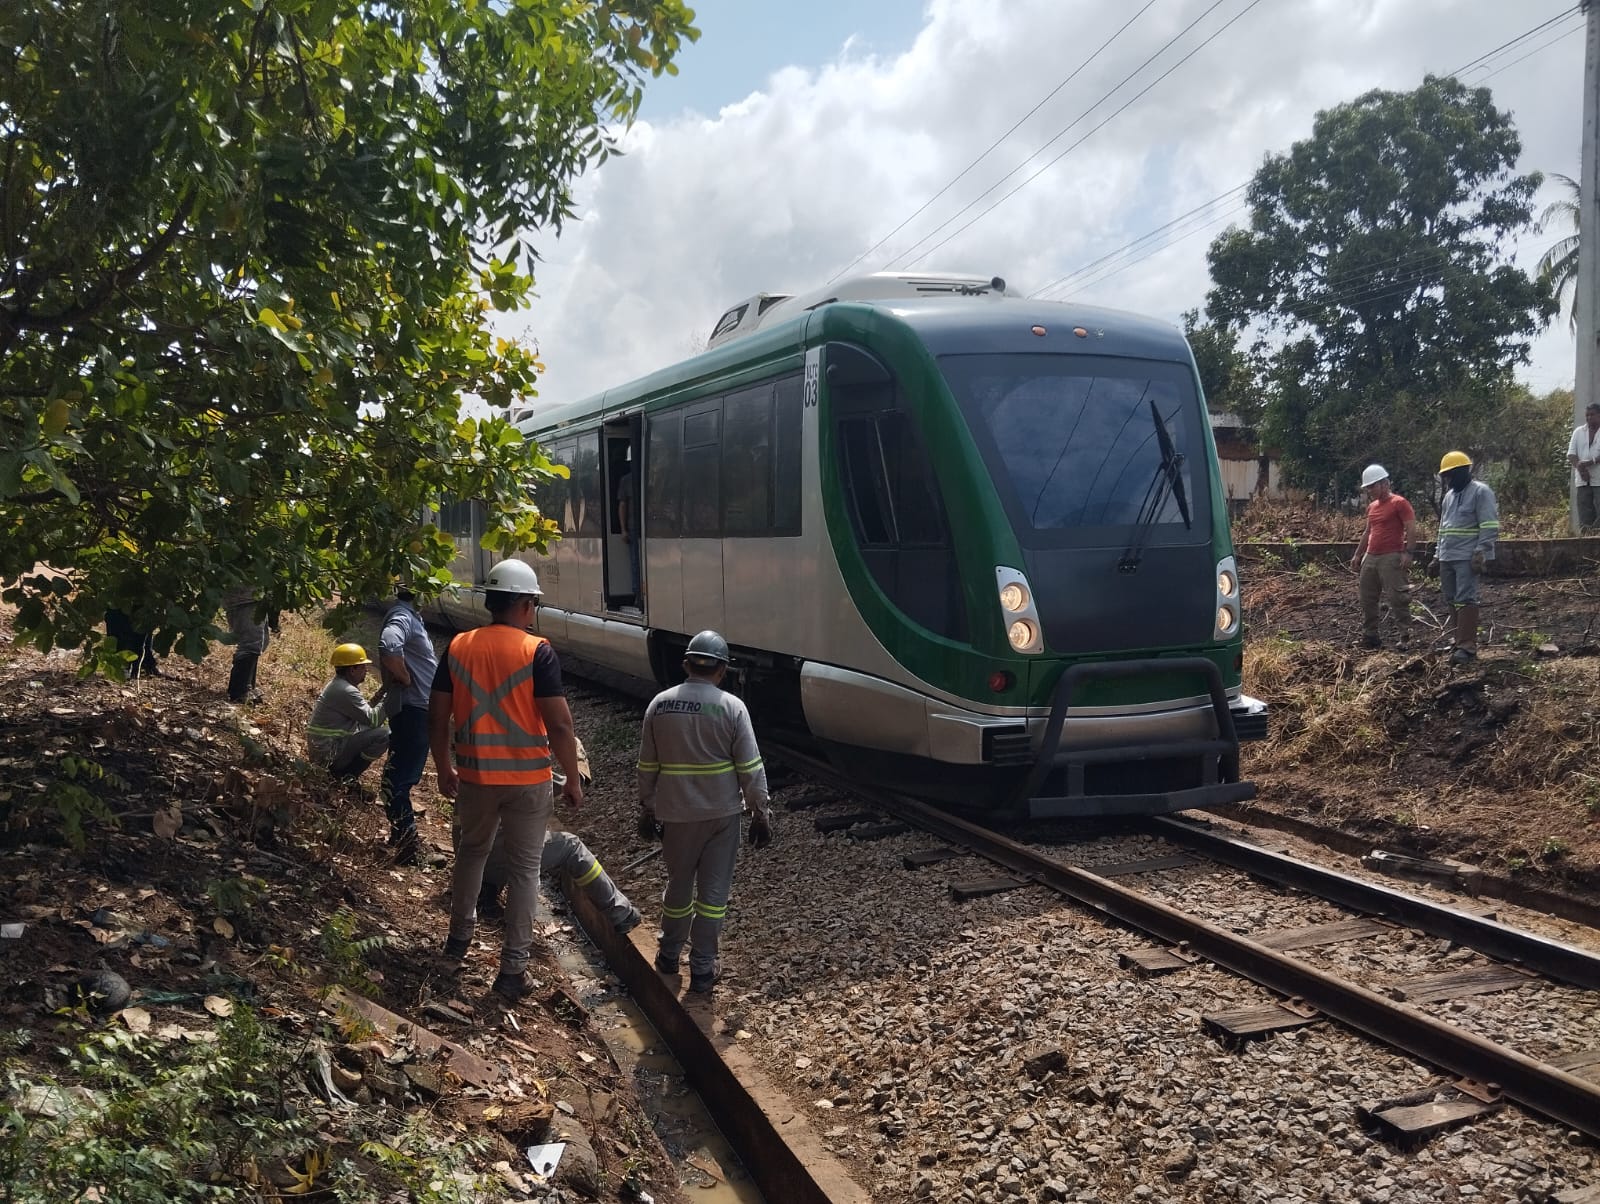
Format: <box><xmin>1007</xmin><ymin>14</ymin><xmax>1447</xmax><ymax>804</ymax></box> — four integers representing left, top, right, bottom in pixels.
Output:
<box><xmin>940</xmin><ymin>353</ymin><xmax>1207</xmax><ymax>547</ymax></box>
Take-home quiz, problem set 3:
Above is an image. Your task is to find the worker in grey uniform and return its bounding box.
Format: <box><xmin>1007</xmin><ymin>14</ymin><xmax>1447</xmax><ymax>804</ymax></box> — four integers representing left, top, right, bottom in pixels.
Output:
<box><xmin>306</xmin><ymin>644</ymin><xmax>391</xmax><ymax>779</ymax></box>
<box><xmin>636</xmin><ymin>630</ymin><xmax>772</xmax><ymax>993</ymax></box>
<box><xmin>1426</xmin><ymin>450</ymin><xmax>1500</xmax><ymax>665</ymax></box>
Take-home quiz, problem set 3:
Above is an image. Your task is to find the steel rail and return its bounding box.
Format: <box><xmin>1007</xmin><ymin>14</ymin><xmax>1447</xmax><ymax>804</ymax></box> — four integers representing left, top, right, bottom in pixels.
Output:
<box><xmin>1145</xmin><ymin>815</ymin><xmax>1600</xmax><ymax>990</ymax></box>
<box><xmin>876</xmin><ymin>793</ymin><xmax>1600</xmax><ymax>1141</ymax></box>
<box><xmin>765</xmin><ymin>748</ymin><xmax>1600</xmax><ymax>1141</ymax></box>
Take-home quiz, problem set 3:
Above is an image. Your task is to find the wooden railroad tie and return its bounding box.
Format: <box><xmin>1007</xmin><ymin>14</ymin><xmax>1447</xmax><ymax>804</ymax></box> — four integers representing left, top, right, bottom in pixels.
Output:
<box><xmin>781</xmin><ymin>788</ymin><xmax>838</xmax><ymax>812</ymax></box>
<box><xmin>1255</xmin><ymin>917</ymin><xmax>1389</xmax><ymax>951</ymax></box>
<box><xmin>1357</xmin><ymin>1082</ymin><xmax>1502</xmax><ymax>1151</ymax></box>
<box><xmin>1119</xmin><ymin>946</ymin><xmax>1197</xmax><ymax>977</ymax></box>
<box><xmin>846</xmin><ymin>821</ymin><xmax>909</xmax><ymax>842</ymax></box>
<box><xmin>1201</xmin><ymin>1000</ymin><xmax>1320</xmax><ymax>1047</ymax></box>
<box><xmin>902</xmin><ymin>847</ymin><xmax>962</xmax><ymax>870</ymax></box>
<box><xmin>814</xmin><ymin>811</ymin><xmax>883</xmax><ymax>833</ymax></box>
<box><xmin>1083</xmin><ymin>853</ymin><xmax>1198</xmax><ymax>877</ymax></box>
<box><xmin>948</xmin><ymin>876</ymin><xmax>1029</xmax><ymax>902</ymax></box>
<box><xmin>1552</xmin><ymin>1049</ymin><xmax>1600</xmax><ymax>1085</ymax></box>
<box><xmin>1386</xmin><ymin>964</ymin><xmax>1534</xmax><ymax>1004</ymax></box>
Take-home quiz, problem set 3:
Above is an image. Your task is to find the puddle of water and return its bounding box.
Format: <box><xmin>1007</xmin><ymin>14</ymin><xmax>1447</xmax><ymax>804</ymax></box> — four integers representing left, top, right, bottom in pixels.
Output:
<box><xmin>551</xmin><ymin>923</ymin><xmax>764</xmax><ymax>1202</ymax></box>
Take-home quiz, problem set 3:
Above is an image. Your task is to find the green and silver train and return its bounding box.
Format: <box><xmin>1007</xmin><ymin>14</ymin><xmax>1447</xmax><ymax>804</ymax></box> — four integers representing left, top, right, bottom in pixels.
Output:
<box><xmin>428</xmin><ymin>272</ymin><xmax>1267</xmax><ymax>818</ymax></box>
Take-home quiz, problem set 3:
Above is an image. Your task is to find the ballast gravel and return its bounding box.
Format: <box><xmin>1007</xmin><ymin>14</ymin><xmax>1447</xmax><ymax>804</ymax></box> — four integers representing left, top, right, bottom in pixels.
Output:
<box><xmin>562</xmin><ymin>691</ymin><xmax>1600</xmax><ymax>1204</ymax></box>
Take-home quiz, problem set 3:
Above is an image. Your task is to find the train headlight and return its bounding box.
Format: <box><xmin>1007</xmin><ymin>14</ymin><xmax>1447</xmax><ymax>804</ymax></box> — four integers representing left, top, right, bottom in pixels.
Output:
<box><xmin>1214</xmin><ymin>555</ymin><xmax>1241</xmax><ymax>641</ymax></box>
<box><xmin>996</xmin><ymin>567</ymin><xmax>1044</xmax><ymax>653</ymax></box>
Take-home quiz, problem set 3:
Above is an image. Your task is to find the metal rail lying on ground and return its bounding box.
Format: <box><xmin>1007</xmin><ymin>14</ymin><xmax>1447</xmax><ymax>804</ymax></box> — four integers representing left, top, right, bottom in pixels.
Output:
<box><xmin>1145</xmin><ymin>816</ymin><xmax>1600</xmax><ymax>990</ymax></box>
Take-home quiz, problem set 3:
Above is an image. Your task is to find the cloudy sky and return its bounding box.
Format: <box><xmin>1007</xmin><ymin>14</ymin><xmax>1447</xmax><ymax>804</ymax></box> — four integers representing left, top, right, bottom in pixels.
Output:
<box><xmin>501</xmin><ymin>0</ymin><xmax>1587</xmax><ymax>411</ymax></box>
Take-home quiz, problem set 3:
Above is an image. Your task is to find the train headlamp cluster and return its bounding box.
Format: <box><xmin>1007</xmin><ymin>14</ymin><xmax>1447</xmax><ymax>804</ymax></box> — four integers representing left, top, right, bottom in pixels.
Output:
<box><xmin>995</xmin><ymin>567</ymin><xmax>1044</xmax><ymax>654</ymax></box>
<box><xmin>1214</xmin><ymin>555</ymin><xmax>1241</xmax><ymax>639</ymax></box>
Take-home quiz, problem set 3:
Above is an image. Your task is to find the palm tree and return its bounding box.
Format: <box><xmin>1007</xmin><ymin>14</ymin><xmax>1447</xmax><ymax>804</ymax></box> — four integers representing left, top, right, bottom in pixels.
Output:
<box><xmin>1537</xmin><ymin>172</ymin><xmax>1580</xmax><ymax>331</ymax></box>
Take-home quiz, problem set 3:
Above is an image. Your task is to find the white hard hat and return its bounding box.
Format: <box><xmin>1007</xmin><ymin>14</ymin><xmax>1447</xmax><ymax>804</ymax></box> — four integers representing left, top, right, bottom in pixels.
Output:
<box><xmin>484</xmin><ymin>559</ymin><xmax>542</xmax><ymax>596</ymax></box>
<box><xmin>1360</xmin><ymin>464</ymin><xmax>1389</xmax><ymax>488</ymax></box>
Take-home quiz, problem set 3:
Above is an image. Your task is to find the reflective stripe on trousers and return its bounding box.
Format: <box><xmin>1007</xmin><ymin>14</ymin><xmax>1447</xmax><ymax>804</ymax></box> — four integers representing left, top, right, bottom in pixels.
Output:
<box><xmin>657</xmin><ymin>813</ymin><xmax>741</xmax><ymax>975</ymax></box>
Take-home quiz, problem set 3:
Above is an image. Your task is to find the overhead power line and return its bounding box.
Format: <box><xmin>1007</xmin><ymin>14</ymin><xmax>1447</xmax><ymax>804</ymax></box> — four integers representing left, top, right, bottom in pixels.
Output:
<box><xmin>1030</xmin><ymin>5</ymin><xmax>1581</xmax><ymax>305</ymax></box>
<box><xmin>824</xmin><ymin>0</ymin><xmax>1161</xmax><ymax>286</ymax></box>
<box><xmin>892</xmin><ymin>0</ymin><xmax>1269</xmax><ymax>271</ymax></box>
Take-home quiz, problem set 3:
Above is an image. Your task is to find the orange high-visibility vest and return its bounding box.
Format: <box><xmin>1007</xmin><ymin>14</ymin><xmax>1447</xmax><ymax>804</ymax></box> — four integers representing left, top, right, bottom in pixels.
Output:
<box><xmin>447</xmin><ymin>625</ymin><xmax>554</xmax><ymax>786</ymax></box>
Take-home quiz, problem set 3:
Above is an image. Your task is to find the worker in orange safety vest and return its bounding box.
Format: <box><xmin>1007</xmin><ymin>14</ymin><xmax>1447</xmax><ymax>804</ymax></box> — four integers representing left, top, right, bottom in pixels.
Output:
<box><xmin>429</xmin><ymin>559</ymin><xmax>584</xmax><ymax>1001</ymax></box>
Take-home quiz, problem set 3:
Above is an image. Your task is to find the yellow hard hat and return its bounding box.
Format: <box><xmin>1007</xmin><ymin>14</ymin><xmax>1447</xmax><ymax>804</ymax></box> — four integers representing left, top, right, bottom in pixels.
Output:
<box><xmin>331</xmin><ymin>643</ymin><xmax>372</xmax><ymax>668</ymax></box>
<box><xmin>1439</xmin><ymin>450</ymin><xmax>1472</xmax><ymax>472</ymax></box>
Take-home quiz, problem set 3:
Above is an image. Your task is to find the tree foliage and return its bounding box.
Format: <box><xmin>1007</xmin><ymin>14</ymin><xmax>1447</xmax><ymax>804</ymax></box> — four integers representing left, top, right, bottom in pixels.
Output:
<box><xmin>1536</xmin><ymin>172</ymin><xmax>1580</xmax><ymax>332</ymax></box>
<box><xmin>1181</xmin><ymin>308</ymin><xmax>1261</xmax><ymax>425</ymax></box>
<box><xmin>0</xmin><ymin>0</ymin><xmax>696</xmax><ymax>664</ymax></box>
<box><xmin>1205</xmin><ymin>76</ymin><xmax>1553</xmax><ymax>495</ymax></box>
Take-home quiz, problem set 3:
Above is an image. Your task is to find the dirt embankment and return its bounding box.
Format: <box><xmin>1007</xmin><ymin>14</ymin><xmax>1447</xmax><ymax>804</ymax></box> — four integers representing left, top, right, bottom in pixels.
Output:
<box><xmin>1241</xmin><ymin>563</ymin><xmax>1600</xmax><ymax>899</ymax></box>
<box><xmin>0</xmin><ymin>617</ymin><xmax>682</xmax><ymax>1203</ymax></box>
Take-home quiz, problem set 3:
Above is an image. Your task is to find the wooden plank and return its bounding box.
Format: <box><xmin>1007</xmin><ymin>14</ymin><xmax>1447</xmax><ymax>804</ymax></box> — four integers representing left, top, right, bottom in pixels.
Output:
<box><xmin>1257</xmin><ymin>917</ymin><xmax>1388</xmax><ymax>951</ymax></box>
<box><xmin>326</xmin><ymin>986</ymin><xmax>500</xmax><ymax>1089</ymax></box>
<box><xmin>1551</xmin><ymin>1049</ymin><xmax>1600</xmax><ymax>1083</ymax></box>
<box><xmin>1360</xmin><ymin>1096</ymin><xmax>1499</xmax><ymax>1149</ymax></box>
<box><xmin>846</xmin><ymin>822</ymin><xmax>909</xmax><ymax>842</ymax></box>
<box><xmin>1555</xmin><ymin>1185</ymin><xmax>1600</xmax><ymax>1204</ymax></box>
<box><xmin>1202</xmin><ymin>1004</ymin><xmax>1320</xmax><ymax>1045</ymax></box>
<box><xmin>902</xmin><ymin>848</ymin><xmax>961</xmax><ymax>870</ymax></box>
<box><xmin>1389</xmin><ymin>965</ymin><xmax>1534</xmax><ymax>1004</ymax></box>
<box><xmin>814</xmin><ymin>811</ymin><xmax>882</xmax><ymax>833</ymax></box>
<box><xmin>1119</xmin><ymin>948</ymin><xmax>1193</xmax><ymax>976</ymax></box>
<box><xmin>949</xmin><ymin>876</ymin><xmax>1029</xmax><ymax>902</ymax></box>
<box><xmin>1086</xmin><ymin>853</ymin><xmax>1198</xmax><ymax>877</ymax></box>
<box><xmin>781</xmin><ymin>789</ymin><xmax>837</xmax><ymax>812</ymax></box>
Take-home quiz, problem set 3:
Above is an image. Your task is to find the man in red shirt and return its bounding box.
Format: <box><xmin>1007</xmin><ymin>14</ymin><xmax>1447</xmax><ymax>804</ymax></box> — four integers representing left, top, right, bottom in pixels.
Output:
<box><xmin>1349</xmin><ymin>464</ymin><xmax>1417</xmax><ymax>650</ymax></box>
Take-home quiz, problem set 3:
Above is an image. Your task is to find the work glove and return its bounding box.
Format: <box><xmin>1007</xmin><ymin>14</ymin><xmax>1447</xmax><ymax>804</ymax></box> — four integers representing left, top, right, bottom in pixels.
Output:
<box><xmin>1470</xmin><ymin>550</ymin><xmax>1486</xmax><ymax>573</ymax></box>
<box><xmin>748</xmin><ymin>811</ymin><xmax>773</xmax><ymax>849</ymax></box>
<box><xmin>1426</xmin><ymin>558</ymin><xmax>1441</xmax><ymax>580</ymax></box>
<box><xmin>636</xmin><ymin>808</ymin><xmax>661</xmax><ymax>841</ymax></box>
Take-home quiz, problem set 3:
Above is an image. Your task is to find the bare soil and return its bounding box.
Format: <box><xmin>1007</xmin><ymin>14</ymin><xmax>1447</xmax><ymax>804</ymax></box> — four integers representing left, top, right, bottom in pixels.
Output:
<box><xmin>1241</xmin><ymin>560</ymin><xmax>1600</xmax><ymax>902</ymax></box>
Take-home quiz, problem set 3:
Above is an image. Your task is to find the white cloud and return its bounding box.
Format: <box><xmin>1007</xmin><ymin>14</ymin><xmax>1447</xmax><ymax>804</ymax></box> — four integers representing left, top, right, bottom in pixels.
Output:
<box><xmin>503</xmin><ymin>0</ymin><xmax>1586</xmax><ymax>411</ymax></box>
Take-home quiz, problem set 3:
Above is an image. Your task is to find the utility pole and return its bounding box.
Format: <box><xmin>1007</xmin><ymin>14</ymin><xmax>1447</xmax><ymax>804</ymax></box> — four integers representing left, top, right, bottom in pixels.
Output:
<box><xmin>1576</xmin><ymin>1</ymin><xmax>1600</xmax><ymax>532</ymax></box>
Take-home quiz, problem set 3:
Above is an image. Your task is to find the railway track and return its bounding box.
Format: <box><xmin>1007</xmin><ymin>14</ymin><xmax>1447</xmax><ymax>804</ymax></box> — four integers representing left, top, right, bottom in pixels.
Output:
<box><xmin>765</xmin><ymin>744</ymin><xmax>1600</xmax><ymax>1149</ymax></box>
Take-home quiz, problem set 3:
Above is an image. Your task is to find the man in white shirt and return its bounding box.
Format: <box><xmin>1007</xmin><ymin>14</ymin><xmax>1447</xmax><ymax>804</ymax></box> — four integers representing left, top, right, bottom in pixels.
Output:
<box><xmin>1569</xmin><ymin>402</ymin><xmax>1600</xmax><ymax>533</ymax></box>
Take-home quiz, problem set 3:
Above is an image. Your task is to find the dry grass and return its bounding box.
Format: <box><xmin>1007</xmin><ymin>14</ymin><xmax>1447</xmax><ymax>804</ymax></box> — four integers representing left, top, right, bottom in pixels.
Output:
<box><xmin>1231</xmin><ymin>497</ymin><xmax>1578</xmax><ymax>545</ymax></box>
<box><xmin>1243</xmin><ymin>637</ymin><xmax>1398</xmax><ymax>772</ymax></box>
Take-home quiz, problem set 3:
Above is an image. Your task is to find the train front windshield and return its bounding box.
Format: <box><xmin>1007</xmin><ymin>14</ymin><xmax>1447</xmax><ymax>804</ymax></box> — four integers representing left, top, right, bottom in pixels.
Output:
<box><xmin>939</xmin><ymin>353</ymin><xmax>1210</xmax><ymax>549</ymax></box>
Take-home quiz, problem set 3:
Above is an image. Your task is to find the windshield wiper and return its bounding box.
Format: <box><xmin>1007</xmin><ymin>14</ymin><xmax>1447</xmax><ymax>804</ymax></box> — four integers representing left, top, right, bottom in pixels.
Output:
<box><xmin>1117</xmin><ymin>398</ymin><xmax>1190</xmax><ymax>573</ymax></box>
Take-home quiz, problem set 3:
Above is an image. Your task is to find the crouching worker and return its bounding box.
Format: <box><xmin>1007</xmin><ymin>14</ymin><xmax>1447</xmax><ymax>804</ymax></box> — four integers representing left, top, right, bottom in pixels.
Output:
<box><xmin>306</xmin><ymin>644</ymin><xmax>391</xmax><ymax>780</ymax></box>
<box><xmin>469</xmin><ymin>828</ymin><xmax>642</xmax><ymax>935</ymax></box>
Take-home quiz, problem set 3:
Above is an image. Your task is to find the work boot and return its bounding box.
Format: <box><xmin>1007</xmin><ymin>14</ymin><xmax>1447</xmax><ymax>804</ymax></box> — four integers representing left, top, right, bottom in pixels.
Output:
<box><xmin>1361</xmin><ymin>634</ymin><xmax>1381</xmax><ymax>650</ymax></box>
<box><xmin>1455</xmin><ymin>604</ymin><xmax>1480</xmax><ymax>660</ymax></box>
<box><xmin>688</xmin><ymin>965</ymin><xmax>720</xmax><ymax>994</ymax></box>
<box><xmin>654</xmin><ymin>950</ymin><xmax>680</xmax><ymax>975</ymax></box>
<box><xmin>477</xmin><ymin>881</ymin><xmax>505</xmax><ymax>920</ymax></box>
<box><xmin>226</xmin><ymin>655</ymin><xmax>256</xmax><ymax>703</ymax></box>
<box><xmin>394</xmin><ymin>831</ymin><xmax>442</xmax><ymax>867</ymax></box>
<box><xmin>442</xmin><ymin>936</ymin><xmax>470</xmax><ymax>960</ymax></box>
<box><xmin>613</xmin><ymin>905</ymin><xmax>642</xmax><ymax>935</ymax></box>
<box><xmin>492</xmin><ymin>969</ymin><xmax>537</xmax><ymax>1001</ymax></box>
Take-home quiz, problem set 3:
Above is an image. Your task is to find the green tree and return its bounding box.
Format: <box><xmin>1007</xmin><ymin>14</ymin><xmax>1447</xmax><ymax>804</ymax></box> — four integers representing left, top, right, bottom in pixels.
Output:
<box><xmin>1205</xmin><ymin>76</ymin><xmax>1553</xmax><ymax>495</ymax></box>
<box><xmin>1181</xmin><ymin>308</ymin><xmax>1261</xmax><ymax>424</ymax></box>
<box><xmin>1</xmin><ymin>0</ymin><xmax>696</xmax><ymax>664</ymax></box>
<box><xmin>1536</xmin><ymin>173</ymin><xmax>1580</xmax><ymax>331</ymax></box>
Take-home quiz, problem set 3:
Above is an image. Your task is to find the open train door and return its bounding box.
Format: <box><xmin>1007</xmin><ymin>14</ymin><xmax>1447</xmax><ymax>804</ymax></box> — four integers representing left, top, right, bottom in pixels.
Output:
<box><xmin>602</xmin><ymin>414</ymin><xmax>643</xmax><ymax>615</ymax></box>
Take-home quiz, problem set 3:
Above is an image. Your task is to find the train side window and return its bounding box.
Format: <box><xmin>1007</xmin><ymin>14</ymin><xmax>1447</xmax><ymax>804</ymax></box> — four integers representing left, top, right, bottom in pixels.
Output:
<box><xmin>838</xmin><ymin>418</ymin><xmax>894</xmax><ymax>545</ymax></box>
<box><xmin>646</xmin><ymin>413</ymin><xmax>682</xmax><ymax>538</ymax></box>
<box><xmin>571</xmin><ymin>433</ymin><xmax>603</xmax><ymax>538</ymax></box>
<box><xmin>829</xmin><ymin>342</ymin><xmax>966</xmax><ymax>641</ymax></box>
<box><xmin>682</xmin><ymin>404</ymin><xmax>721</xmax><ymax>538</ymax></box>
<box><xmin>722</xmin><ymin>384</ymin><xmax>773</xmax><ymax>536</ymax></box>
<box><xmin>772</xmin><ymin>373</ymin><xmax>803</xmax><ymax>535</ymax></box>
<box><xmin>531</xmin><ymin>438</ymin><xmax>567</xmax><ymax>527</ymax></box>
